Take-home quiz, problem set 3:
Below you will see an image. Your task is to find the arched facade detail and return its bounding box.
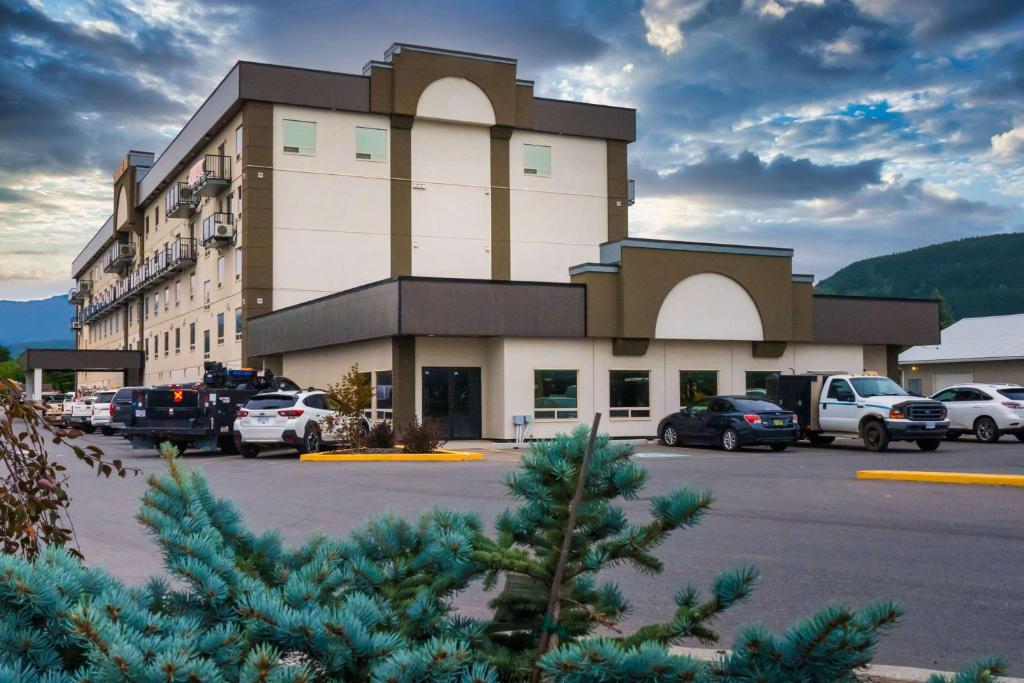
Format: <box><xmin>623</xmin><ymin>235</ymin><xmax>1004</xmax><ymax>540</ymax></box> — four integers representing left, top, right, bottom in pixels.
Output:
<box><xmin>415</xmin><ymin>77</ymin><xmax>496</xmax><ymax>126</ymax></box>
<box><xmin>654</xmin><ymin>272</ymin><xmax>765</xmax><ymax>341</ymax></box>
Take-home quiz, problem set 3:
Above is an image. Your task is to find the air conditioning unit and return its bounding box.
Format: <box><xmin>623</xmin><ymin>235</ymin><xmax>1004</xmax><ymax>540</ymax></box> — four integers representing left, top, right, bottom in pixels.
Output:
<box><xmin>117</xmin><ymin>243</ymin><xmax>133</xmax><ymax>258</ymax></box>
<box><xmin>215</xmin><ymin>223</ymin><xmax>231</xmax><ymax>237</ymax></box>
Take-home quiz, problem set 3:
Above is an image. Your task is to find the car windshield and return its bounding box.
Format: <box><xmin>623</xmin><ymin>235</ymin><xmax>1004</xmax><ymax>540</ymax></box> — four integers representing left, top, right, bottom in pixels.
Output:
<box><xmin>732</xmin><ymin>399</ymin><xmax>783</xmax><ymax>412</ymax></box>
<box><xmin>850</xmin><ymin>377</ymin><xmax>907</xmax><ymax>397</ymax></box>
<box><xmin>997</xmin><ymin>388</ymin><xmax>1024</xmax><ymax>400</ymax></box>
<box><xmin>245</xmin><ymin>395</ymin><xmax>297</xmax><ymax>410</ymax></box>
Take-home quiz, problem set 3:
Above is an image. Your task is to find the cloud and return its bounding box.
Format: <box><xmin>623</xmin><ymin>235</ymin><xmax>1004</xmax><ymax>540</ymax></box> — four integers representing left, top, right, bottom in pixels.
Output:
<box><xmin>635</xmin><ymin>149</ymin><xmax>883</xmax><ymax>201</ymax></box>
<box><xmin>641</xmin><ymin>0</ymin><xmax>706</xmax><ymax>55</ymax></box>
<box><xmin>990</xmin><ymin>120</ymin><xmax>1024</xmax><ymax>158</ymax></box>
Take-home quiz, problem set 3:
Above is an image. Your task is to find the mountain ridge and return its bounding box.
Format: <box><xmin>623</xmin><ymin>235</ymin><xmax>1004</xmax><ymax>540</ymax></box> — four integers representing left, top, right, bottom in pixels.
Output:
<box><xmin>0</xmin><ymin>294</ymin><xmax>75</xmax><ymax>351</ymax></box>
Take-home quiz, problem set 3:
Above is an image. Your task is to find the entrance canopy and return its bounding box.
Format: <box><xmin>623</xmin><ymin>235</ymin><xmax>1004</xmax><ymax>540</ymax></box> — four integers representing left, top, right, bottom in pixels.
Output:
<box><xmin>18</xmin><ymin>348</ymin><xmax>144</xmax><ymax>400</ymax></box>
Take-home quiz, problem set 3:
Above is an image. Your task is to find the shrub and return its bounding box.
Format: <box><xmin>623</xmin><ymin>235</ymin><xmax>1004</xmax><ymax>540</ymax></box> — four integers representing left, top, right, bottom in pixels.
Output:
<box><xmin>0</xmin><ymin>378</ymin><xmax>137</xmax><ymax>560</ymax></box>
<box><xmin>0</xmin><ymin>427</ymin><xmax>1005</xmax><ymax>682</ymax></box>
<box><xmin>401</xmin><ymin>417</ymin><xmax>446</xmax><ymax>453</ymax></box>
<box><xmin>366</xmin><ymin>419</ymin><xmax>396</xmax><ymax>448</ymax></box>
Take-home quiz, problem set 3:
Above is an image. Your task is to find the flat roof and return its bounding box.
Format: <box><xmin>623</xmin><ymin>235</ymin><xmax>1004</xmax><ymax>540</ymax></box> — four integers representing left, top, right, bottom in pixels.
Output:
<box><xmin>900</xmin><ymin>313</ymin><xmax>1024</xmax><ymax>364</ymax></box>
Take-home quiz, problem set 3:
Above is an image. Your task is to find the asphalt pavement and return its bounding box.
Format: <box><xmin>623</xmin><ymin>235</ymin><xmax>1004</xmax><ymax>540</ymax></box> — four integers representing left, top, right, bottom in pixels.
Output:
<box><xmin>51</xmin><ymin>432</ymin><xmax>1024</xmax><ymax>673</ymax></box>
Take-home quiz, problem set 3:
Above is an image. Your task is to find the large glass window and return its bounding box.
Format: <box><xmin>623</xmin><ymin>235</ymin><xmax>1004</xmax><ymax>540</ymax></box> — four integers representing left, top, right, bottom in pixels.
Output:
<box><xmin>534</xmin><ymin>369</ymin><xmax>578</xmax><ymax>420</ymax></box>
<box><xmin>523</xmin><ymin>144</ymin><xmax>551</xmax><ymax>176</ymax></box>
<box><xmin>609</xmin><ymin>370</ymin><xmax>650</xmax><ymax>419</ymax></box>
<box><xmin>217</xmin><ymin>256</ymin><xmax>225</xmax><ymax>284</ymax></box>
<box><xmin>283</xmin><ymin>119</ymin><xmax>316</xmax><ymax>155</ymax></box>
<box><xmin>235</xmin><ymin>125</ymin><xmax>243</xmax><ymax>158</ymax></box>
<box><xmin>216</xmin><ymin>313</ymin><xmax>225</xmax><ymax>344</ymax></box>
<box><xmin>203</xmin><ymin>329</ymin><xmax>210</xmax><ymax>357</ymax></box>
<box><xmin>189</xmin><ymin>323</ymin><xmax>195</xmax><ymax>351</ymax></box>
<box><xmin>679</xmin><ymin>370</ymin><xmax>718</xmax><ymax>407</ymax></box>
<box><xmin>376</xmin><ymin>370</ymin><xmax>393</xmax><ymax>420</ymax></box>
<box><xmin>745</xmin><ymin>371</ymin><xmax>780</xmax><ymax>401</ymax></box>
<box><xmin>235</xmin><ymin>307</ymin><xmax>242</xmax><ymax>341</ymax></box>
<box><xmin>355</xmin><ymin>127</ymin><xmax>387</xmax><ymax>161</ymax></box>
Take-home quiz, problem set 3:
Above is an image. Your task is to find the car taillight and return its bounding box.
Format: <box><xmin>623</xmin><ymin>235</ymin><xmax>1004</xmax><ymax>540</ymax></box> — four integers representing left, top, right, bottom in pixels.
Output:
<box><xmin>1003</xmin><ymin>401</ymin><xmax>1024</xmax><ymax>410</ymax></box>
<box><xmin>109</xmin><ymin>403</ymin><xmax>115</xmax><ymax>416</ymax></box>
<box><xmin>237</xmin><ymin>409</ymin><xmax>249</xmax><ymax>417</ymax></box>
<box><xmin>278</xmin><ymin>409</ymin><xmax>304</xmax><ymax>417</ymax></box>
<box><xmin>743</xmin><ymin>414</ymin><xmax>762</xmax><ymax>425</ymax></box>
<box><xmin>792</xmin><ymin>414</ymin><xmax>798</xmax><ymax>424</ymax></box>
<box><xmin>889</xmin><ymin>408</ymin><xmax>906</xmax><ymax>419</ymax></box>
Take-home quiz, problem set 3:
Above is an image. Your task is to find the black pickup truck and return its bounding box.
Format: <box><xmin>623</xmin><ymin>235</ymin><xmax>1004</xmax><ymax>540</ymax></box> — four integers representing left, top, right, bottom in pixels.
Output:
<box><xmin>122</xmin><ymin>363</ymin><xmax>301</xmax><ymax>454</ymax></box>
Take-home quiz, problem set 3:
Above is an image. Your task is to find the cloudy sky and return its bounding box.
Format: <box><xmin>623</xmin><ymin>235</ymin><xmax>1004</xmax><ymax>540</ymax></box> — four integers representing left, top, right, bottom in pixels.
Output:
<box><xmin>1</xmin><ymin>0</ymin><xmax>1022</xmax><ymax>300</ymax></box>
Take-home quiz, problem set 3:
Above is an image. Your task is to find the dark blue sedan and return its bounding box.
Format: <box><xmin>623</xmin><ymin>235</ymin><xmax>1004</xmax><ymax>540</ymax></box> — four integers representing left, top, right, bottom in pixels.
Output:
<box><xmin>658</xmin><ymin>395</ymin><xmax>799</xmax><ymax>452</ymax></box>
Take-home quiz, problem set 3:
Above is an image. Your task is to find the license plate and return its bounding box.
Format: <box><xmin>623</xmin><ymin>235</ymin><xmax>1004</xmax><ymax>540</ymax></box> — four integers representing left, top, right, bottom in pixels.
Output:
<box><xmin>773</xmin><ymin>419</ymin><xmax>784</xmax><ymax>426</ymax></box>
<box><xmin>135</xmin><ymin>409</ymin><xmax>146</xmax><ymax>417</ymax></box>
<box><xmin>256</xmin><ymin>417</ymin><xmax>269</xmax><ymax>424</ymax></box>
<box><xmin>926</xmin><ymin>421</ymin><xmax>936</xmax><ymax>429</ymax></box>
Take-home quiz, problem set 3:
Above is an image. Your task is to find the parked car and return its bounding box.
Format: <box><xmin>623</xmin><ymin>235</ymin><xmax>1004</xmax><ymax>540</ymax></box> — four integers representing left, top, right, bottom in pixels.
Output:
<box><xmin>68</xmin><ymin>395</ymin><xmax>97</xmax><ymax>432</ymax></box>
<box><xmin>90</xmin><ymin>390</ymin><xmax>118</xmax><ymax>436</ymax></box>
<box><xmin>658</xmin><ymin>395</ymin><xmax>799</xmax><ymax>452</ymax></box>
<box><xmin>777</xmin><ymin>373</ymin><xmax>948</xmax><ymax>452</ymax></box>
<box><xmin>109</xmin><ymin>386</ymin><xmax>145</xmax><ymax>435</ymax></box>
<box><xmin>233</xmin><ymin>390</ymin><xmax>370</xmax><ymax>458</ymax></box>
<box><xmin>930</xmin><ymin>384</ymin><xmax>1024</xmax><ymax>443</ymax></box>
<box><xmin>39</xmin><ymin>391</ymin><xmax>65</xmax><ymax>423</ymax></box>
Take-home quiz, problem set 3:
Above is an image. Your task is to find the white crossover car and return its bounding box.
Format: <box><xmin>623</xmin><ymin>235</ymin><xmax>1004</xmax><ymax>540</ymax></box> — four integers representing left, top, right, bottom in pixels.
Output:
<box><xmin>233</xmin><ymin>390</ymin><xmax>370</xmax><ymax>458</ymax></box>
<box><xmin>930</xmin><ymin>384</ymin><xmax>1024</xmax><ymax>443</ymax></box>
<box><xmin>91</xmin><ymin>390</ymin><xmax>118</xmax><ymax>435</ymax></box>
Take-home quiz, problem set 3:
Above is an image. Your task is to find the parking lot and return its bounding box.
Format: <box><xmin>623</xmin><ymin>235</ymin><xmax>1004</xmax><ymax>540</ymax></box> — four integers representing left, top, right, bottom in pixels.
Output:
<box><xmin>55</xmin><ymin>432</ymin><xmax>1023</xmax><ymax>673</ymax></box>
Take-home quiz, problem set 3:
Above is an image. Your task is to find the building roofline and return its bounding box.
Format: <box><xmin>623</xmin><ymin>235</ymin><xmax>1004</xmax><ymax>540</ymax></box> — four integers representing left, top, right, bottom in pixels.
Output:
<box><xmin>813</xmin><ymin>293</ymin><xmax>940</xmax><ymax>304</ymax></box>
<box><xmin>533</xmin><ymin>95</ymin><xmax>636</xmax><ymax>113</ymax></box>
<box><xmin>899</xmin><ymin>355</ymin><xmax>1024</xmax><ymax>365</ymax></box>
<box><xmin>384</xmin><ymin>43</ymin><xmax>517</xmax><ymax>65</ymax></box>
<box><xmin>601</xmin><ymin>237</ymin><xmax>794</xmax><ymax>259</ymax></box>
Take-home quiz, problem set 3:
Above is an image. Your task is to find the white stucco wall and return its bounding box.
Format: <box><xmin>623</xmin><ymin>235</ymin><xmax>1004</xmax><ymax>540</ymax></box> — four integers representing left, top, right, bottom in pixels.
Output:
<box><xmin>272</xmin><ymin>106</ymin><xmax>392</xmax><ymax>309</ymax></box>
<box><xmin>508</xmin><ymin>132</ymin><xmax>607</xmax><ymax>282</ymax></box>
<box><xmin>655</xmin><ymin>273</ymin><xmax>765</xmax><ymax>341</ymax></box>
<box><xmin>410</xmin><ymin>119</ymin><xmax>493</xmax><ymax>279</ymax></box>
<box><xmin>281</xmin><ymin>338</ymin><xmax>392</xmax><ymax>389</ymax></box>
<box><xmin>416</xmin><ymin>77</ymin><xmax>496</xmax><ymax>126</ymax></box>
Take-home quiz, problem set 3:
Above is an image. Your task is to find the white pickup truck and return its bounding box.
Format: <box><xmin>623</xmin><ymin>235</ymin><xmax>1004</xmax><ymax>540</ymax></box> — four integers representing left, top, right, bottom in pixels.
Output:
<box><xmin>778</xmin><ymin>373</ymin><xmax>949</xmax><ymax>452</ymax></box>
<box><xmin>67</xmin><ymin>395</ymin><xmax>97</xmax><ymax>432</ymax></box>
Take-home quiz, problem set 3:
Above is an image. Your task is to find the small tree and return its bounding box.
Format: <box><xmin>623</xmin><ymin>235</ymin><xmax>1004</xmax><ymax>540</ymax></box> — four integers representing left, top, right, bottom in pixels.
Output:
<box><xmin>932</xmin><ymin>288</ymin><xmax>955</xmax><ymax>329</ymax></box>
<box><xmin>320</xmin><ymin>363</ymin><xmax>373</xmax><ymax>448</ymax></box>
<box><xmin>0</xmin><ymin>378</ymin><xmax>139</xmax><ymax>560</ymax></box>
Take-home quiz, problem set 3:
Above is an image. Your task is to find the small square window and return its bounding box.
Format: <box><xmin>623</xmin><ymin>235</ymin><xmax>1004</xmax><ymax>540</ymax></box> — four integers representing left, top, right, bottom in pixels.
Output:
<box><xmin>282</xmin><ymin>119</ymin><xmax>316</xmax><ymax>155</ymax></box>
<box><xmin>524</xmin><ymin>144</ymin><xmax>551</xmax><ymax>177</ymax></box>
<box><xmin>355</xmin><ymin>127</ymin><xmax>387</xmax><ymax>161</ymax></box>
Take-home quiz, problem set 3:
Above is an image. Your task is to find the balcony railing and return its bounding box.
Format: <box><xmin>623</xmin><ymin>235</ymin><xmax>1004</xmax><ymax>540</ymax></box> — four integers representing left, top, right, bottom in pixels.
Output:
<box><xmin>102</xmin><ymin>242</ymin><xmax>136</xmax><ymax>274</ymax></box>
<box><xmin>627</xmin><ymin>178</ymin><xmax>635</xmax><ymax>207</ymax></box>
<box><xmin>189</xmin><ymin>154</ymin><xmax>231</xmax><ymax>197</ymax></box>
<box><xmin>68</xmin><ymin>281</ymin><xmax>91</xmax><ymax>304</ymax></box>
<box><xmin>79</xmin><ymin>238</ymin><xmax>197</xmax><ymax>325</ymax></box>
<box><xmin>202</xmin><ymin>212</ymin><xmax>235</xmax><ymax>247</ymax></box>
<box><xmin>165</xmin><ymin>181</ymin><xmax>197</xmax><ymax>218</ymax></box>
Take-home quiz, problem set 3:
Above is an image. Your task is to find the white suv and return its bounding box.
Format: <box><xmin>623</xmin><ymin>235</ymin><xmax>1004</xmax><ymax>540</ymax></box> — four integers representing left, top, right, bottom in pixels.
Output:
<box><xmin>930</xmin><ymin>384</ymin><xmax>1024</xmax><ymax>443</ymax></box>
<box><xmin>233</xmin><ymin>390</ymin><xmax>369</xmax><ymax>458</ymax></box>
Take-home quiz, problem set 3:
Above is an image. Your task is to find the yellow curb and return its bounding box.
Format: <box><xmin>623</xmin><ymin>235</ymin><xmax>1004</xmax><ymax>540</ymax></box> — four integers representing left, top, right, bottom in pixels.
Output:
<box><xmin>300</xmin><ymin>449</ymin><xmax>483</xmax><ymax>462</ymax></box>
<box><xmin>857</xmin><ymin>470</ymin><xmax>1024</xmax><ymax>487</ymax></box>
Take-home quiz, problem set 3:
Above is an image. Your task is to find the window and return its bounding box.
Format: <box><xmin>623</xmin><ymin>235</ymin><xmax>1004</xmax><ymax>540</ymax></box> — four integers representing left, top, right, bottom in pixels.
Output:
<box><xmin>175</xmin><ymin>280</ymin><xmax>181</xmax><ymax>305</ymax></box>
<box><xmin>355</xmin><ymin>127</ymin><xmax>387</xmax><ymax>161</ymax></box>
<box><xmin>282</xmin><ymin>119</ymin><xmax>316</xmax><ymax>155</ymax></box>
<box><xmin>827</xmin><ymin>379</ymin><xmax>854</xmax><ymax>401</ymax></box>
<box><xmin>153</xmin><ymin>293</ymin><xmax>159</xmax><ymax>316</ymax></box>
<box><xmin>955</xmin><ymin>388</ymin><xmax>989</xmax><ymax>402</ymax></box>
<box><xmin>144</xmin><ymin>338</ymin><xmax>149</xmax><ymax>359</ymax></box>
<box><xmin>144</xmin><ymin>297</ymin><xmax>150</xmax><ymax>318</ymax></box>
<box><xmin>932</xmin><ymin>388</ymin><xmax>957</xmax><ymax>402</ymax></box>
<box><xmin>609</xmin><ymin>370</ymin><xmax>650</xmax><ymax>419</ymax></box>
<box><xmin>216</xmin><ymin>313</ymin><xmax>225</xmax><ymax>344</ymax></box>
<box><xmin>203</xmin><ymin>329</ymin><xmax>210</xmax><ymax>358</ymax></box>
<box><xmin>906</xmin><ymin>378</ymin><xmax>923</xmax><ymax>396</ymax></box>
<box><xmin>145</xmin><ymin>216</ymin><xmax>150</xmax><ymax>236</ymax></box>
<box><xmin>235</xmin><ymin>248</ymin><xmax>242</xmax><ymax>280</ymax></box>
<box><xmin>235</xmin><ymin>124</ymin><xmax>243</xmax><ymax>158</ymax></box>
<box><xmin>744</xmin><ymin>371</ymin><xmax>780</xmax><ymax>401</ymax></box>
<box><xmin>375</xmin><ymin>370</ymin><xmax>393</xmax><ymax>420</ymax></box>
<box><xmin>163</xmin><ymin>286</ymin><xmax>169</xmax><ymax>309</ymax></box>
<box><xmin>153</xmin><ymin>335</ymin><xmax>159</xmax><ymax>357</ymax></box>
<box><xmin>163</xmin><ymin>331</ymin><xmax>169</xmax><ymax>357</ymax></box>
<box><xmin>679</xmin><ymin>371</ymin><xmax>718</xmax><ymax>407</ymax></box>
<box><xmin>234</xmin><ymin>307</ymin><xmax>242</xmax><ymax>341</ymax></box>
<box><xmin>189</xmin><ymin>322</ymin><xmax>196</xmax><ymax>351</ymax></box>
<box><xmin>155</xmin><ymin>207</ymin><xmax>159</xmax><ymax>226</ymax></box>
<box><xmin>217</xmin><ymin>256</ymin><xmax>225</xmax><ymax>285</ymax></box>
<box><xmin>523</xmin><ymin>144</ymin><xmax>551</xmax><ymax>176</ymax></box>
<box><xmin>190</xmin><ymin>274</ymin><xmax>196</xmax><ymax>300</ymax></box>
<box><xmin>534</xmin><ymin>369</ymin><xmax>578</xmax><ymax>420</ymax></box>
<box><xmin>203</xmin><ymin>280</ymin><xmax>211</xmax><ymax>305</ymax></box>
<box><xmin>997</xmin><ymin>387</ymin><xmax>1024</xmax><ymax>401</ymax></box>
<box><xmin>174</xmin><ymin>327</ymin><xmax>181</xmax><ymax>354</ymax></box>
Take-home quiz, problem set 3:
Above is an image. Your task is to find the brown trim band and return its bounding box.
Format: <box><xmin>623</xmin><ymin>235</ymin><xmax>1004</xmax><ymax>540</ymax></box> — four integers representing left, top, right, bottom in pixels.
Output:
<box><xmin>390</xmin><ymin>114</ymin><xmax>414</xmax><ymax>277</ymax></box>
<box><xmin>490</xmin><ymin>125</ymin><xmax>513</xmax><ymax>280</ymax></box>
<box><xmin>240</xmin><ymin>101</ymin><xmax>275</xmax><ymax>365</ymax></box>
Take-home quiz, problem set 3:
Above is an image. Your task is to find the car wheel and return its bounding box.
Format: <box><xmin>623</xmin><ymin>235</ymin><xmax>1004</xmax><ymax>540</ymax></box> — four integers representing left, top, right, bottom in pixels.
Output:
<box><xmin>808</xmin><ymin>434</ymin><xmax>835</xmax><ymax>446</ymax></box>
<box><xmin>241</xmin><ymin>445</ymin><xmax>260</xmax><ymax>459</ymax></box>
<box><xmin>217</xmin><ymin>434</ymin><xmax>240</xmax><ymax>455</ymax></box>
<box><xmin>82</xmin><ymin>424</ymin><xmax>96</xmax><ymax>434</ymax></box>
<box><xmin>973</xmin><ymin>417</ymin><xmax>999</xmax><ymax>443</ymax></box>
<box><xmin>101</xmin><ymin>427</ymin><xmax>115</xmax><ymax>436</ymax></box>
<box><xmin>769</xmin><ymin>443</ymin><xmax>788</xmax><ymax>452</ymax></box>
<box><xmin>660</xmin><ymin>425</ymin><xmax>679</xmax><ymax>447</ymax></box>
<box><xmin>863</xmin><ymin>421</ymin><xmax>890</xmax><ymax>452</ymax></box>
<box><xmin>301</xmin><ymin>426</ymin><xmax>322</xmax><ymax>455</ymax></box>
<box><xmin>945</xmin><ymin>431</ymin><xmax>961</xmax><ymax>440</ymax></box>
<box><xmin>916</xmin><ymin>439</ymin><xmax>941</xmax><ymax>452</ymax></box>
<box><xmin>720</xmin><ymin>427</ymin><xmax>742</xmax><ymax>452</ymax></box>
<box><xmin>1016</xmin><ymin>433</ymin><xmax>1024</xmax><ymax>442</ymax></box>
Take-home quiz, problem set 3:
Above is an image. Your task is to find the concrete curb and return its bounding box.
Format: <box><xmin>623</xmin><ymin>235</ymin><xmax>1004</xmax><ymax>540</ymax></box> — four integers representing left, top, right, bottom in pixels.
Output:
<box><xmin>299</xmin><ymin>449</ymin><xmax>483</xmax><ymax>462</ymax></box>
<box><xmin>857</xmin><ymin>470</ymin><xmax>1024</xmax><ymax>487</ymax></box>
<box><xmin>669</xmin><ymin>647</ymin><xmax>1023</xmax><ymax>682</ymax></box>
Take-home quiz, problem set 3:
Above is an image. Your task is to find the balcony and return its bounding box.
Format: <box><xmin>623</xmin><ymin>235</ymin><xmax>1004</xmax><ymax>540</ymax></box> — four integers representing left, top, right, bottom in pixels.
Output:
<box><xmin>70</xmin><ymin>316</ymin><xmax>82</xmax><ymax>331</ymax></box>
<box><xmin>627</xmin><ymin>178</ymin><xmax>635</xmax><ymax>207</ymax></box>
<box><xmin>189</xmin><ymin>154</ymin><xmax>231</xmax><ymax>197</ymax></box>
<box><xmin>68</xmin><ymin>281</ymin><xmax>91</xmax><ymax>304</ymax></box>
<box><xmin>146</xmin><ymin>238</ymin><xmax>198</xmax><ymax>284</ymax></box>
<box><xmin>202</xmin><ymin>213</ymin><xmax>235</xmax><ymax>248</ymax></box>
<box><xmin>165</xmin><ymin>181</ymin><xmax>197</xmax><ymax>218</ymax></box>
<box><xmin>102</xmin><ymin>242</ymin><xmax>136</xmax><ymax>274</ymax></box>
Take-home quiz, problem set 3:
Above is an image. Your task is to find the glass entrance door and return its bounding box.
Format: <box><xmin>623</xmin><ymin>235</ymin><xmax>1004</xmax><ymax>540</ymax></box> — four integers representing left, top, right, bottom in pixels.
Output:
<box><xmin>422</xmin><ymin>367</ymin><xmax>482</xmax><ymax>439</ymax></box>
